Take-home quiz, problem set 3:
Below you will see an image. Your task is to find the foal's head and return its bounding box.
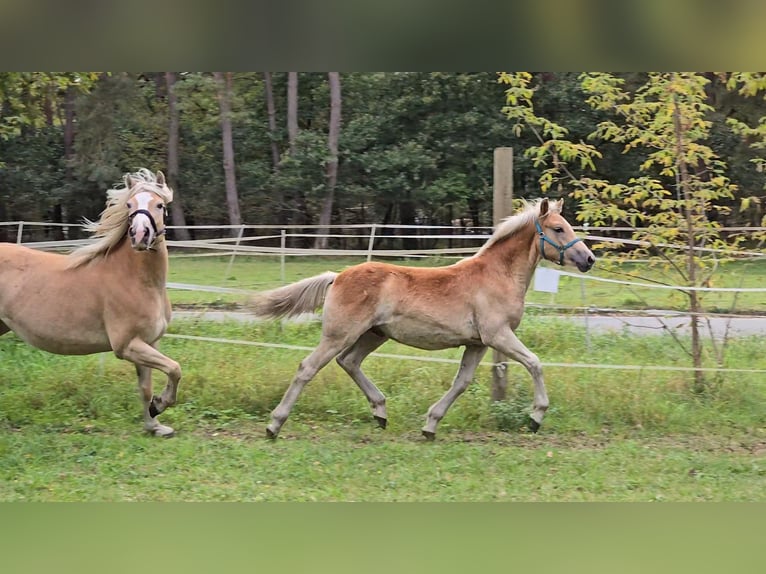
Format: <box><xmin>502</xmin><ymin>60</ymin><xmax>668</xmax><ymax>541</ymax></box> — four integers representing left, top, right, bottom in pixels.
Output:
<box><xmin>536</xmin><ymin>198</ymin><xmax>596</xmax><ymax>272</ymax></box>
<box><xmin>125</xmin><ymin>171</ymin><xmax>171</xmax><ymax>251</ymax></box>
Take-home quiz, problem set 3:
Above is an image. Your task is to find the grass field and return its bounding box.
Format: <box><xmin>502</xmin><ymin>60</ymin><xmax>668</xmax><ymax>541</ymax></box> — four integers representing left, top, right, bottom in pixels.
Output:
<box><xmin>1</xmin><ymin>311</ymin><xmax>764</xmax><ymax>501</ymax></box>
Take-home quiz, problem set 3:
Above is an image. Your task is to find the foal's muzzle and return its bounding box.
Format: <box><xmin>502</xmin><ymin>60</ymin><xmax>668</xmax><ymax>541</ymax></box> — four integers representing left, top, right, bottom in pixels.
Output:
<box><xmin>576</xmin><ymin>254</ymin><xmax>596</xmax><ymax>273</ymax></box>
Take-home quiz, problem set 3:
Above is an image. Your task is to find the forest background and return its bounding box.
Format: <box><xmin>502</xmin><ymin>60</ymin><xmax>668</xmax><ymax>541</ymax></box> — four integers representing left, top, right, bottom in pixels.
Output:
<box><xmin>1</xmin><ymin>72</ymin><xmax>765</xmax><ymax>245</ymax></box>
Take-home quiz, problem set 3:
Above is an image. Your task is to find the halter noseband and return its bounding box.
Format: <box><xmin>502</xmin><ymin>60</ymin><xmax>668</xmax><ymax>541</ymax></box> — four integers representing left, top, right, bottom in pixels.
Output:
<box><xmin>535</xmin><ymin>219</ymin><xmax>581</xmax><ymax>266</ymax></box>
<box><xmin>128</xmin><ymin>208</ymin><xmax>167</xmax><ymax>246</ymax></box>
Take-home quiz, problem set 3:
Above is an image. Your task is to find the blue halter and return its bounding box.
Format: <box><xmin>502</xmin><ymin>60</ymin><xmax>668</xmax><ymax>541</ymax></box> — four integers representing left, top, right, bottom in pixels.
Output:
<box><xmin>535</xmin><ymin>219</ymin><xmax>582</xmax><ymax>266</ymax></box>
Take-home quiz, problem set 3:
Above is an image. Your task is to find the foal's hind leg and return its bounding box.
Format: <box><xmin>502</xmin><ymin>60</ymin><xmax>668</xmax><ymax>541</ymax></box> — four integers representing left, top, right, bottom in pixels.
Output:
<box><xmin>336</xmin><ymin>330</ymin><xmax>389</xmax><ymax>429</ymax></box>
<box><xmin>267</xmin><ymin>338</ymin><xmax>346</xmax><ymax>439</ymax></box>
<box><xmin>422</xmin><ymin>345</ymin><xmax>487</xmax><ymax>440</ymax></box>
<box><xmin>135</xmin><ymin>365</ymin><xmax>174</xmax><ymax>437</ymax></box>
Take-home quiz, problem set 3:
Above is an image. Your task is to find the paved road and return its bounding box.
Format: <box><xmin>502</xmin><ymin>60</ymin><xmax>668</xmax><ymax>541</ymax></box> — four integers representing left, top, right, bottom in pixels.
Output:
<box><xmin>172</xmin><ymin>310</ymin><xmax>766</xmax><ymax>338</ymax></box>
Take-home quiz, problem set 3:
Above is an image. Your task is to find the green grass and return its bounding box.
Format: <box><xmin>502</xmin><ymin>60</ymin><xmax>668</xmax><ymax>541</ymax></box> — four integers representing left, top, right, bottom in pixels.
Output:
<box><xmin>1</xmin><ymin>318</ymin><xmax>764</xmax><ymax>501</ymax></box>
<box><xmin>167</xmin><ymin>254</ymin><xmax>766</xmax><ymax>314</ymax></box>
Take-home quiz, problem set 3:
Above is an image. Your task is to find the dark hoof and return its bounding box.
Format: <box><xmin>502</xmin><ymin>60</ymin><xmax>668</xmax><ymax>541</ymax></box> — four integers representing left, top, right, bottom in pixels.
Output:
<box><xmin>374</xmin><ymin>415</ymin><xmax>388</xmax><ymax>429</ymax></box>
<box><xmin>528</xmin><ymin>418</ymin><xmax>541</xmax><ymax>433</ymax></box>
<box><xmin>422</xmin><ymin>430</ymin><xmax>436</xmax><ymax>441</ymax></box>
<box><xmin>265</xmin><ymin>427</ymin><xmax>278</xmax><ymax>440</ymax></box>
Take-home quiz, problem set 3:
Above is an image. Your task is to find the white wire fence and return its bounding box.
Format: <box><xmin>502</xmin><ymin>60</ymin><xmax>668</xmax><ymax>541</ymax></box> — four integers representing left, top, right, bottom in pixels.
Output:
<box><xmin>4</xmin><ymin>220</ymin><xmax>766</xmax><ymax>378</ymax></box>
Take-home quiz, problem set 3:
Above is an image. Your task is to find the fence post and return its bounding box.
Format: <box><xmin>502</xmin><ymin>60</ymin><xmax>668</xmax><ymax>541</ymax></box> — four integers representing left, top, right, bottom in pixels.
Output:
<box><xmin>492</xmin><ymin>148</ymin><xmax>514</xmax><ymax>401</ymax></box>
<box><xmin>224</xmin><ymin>224</ymin><xmax>245</xmax><ymax>280</ymax></box>
<box><xmin>280</xmin><ymin>229</ymin><xmax>286</xmax><ymax>284</ymax></box>
<box><xmin>367</xmin><ymin>223</ymin><xmax>377</xmax><ymax>262</ymax></box>
<box><xmin>16</xmin><ymin>221</ymin><xmax>24</xmax><ymax>244</ymax></box>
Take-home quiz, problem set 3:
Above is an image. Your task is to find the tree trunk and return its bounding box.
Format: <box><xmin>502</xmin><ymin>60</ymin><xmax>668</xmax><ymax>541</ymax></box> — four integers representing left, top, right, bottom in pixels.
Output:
<box><xmin>673</xmin><ymin>89</ymin><xmax>705</xmax><ymax>392</ymax></box>
<box><xmin>165</xmin><ymin>72</ymin><xmax>191</xmax><ymax>241</ymax></box>
<box><xmin>315</xmin><ymin>72</ymin><xmax>341</xmax><ymax>250</ymax></box>
<box><xmin>400</xmin><ymin>190</ymin><xmax>417</xmax><ymax>251</ymax></box>
<box><xmin>286</xmin><ymin>72</ymin><xmax>306</xmax><ymax>230</ymax></box>
<box><xmin>263</xmin><ymin>72</ymin><xmax>281</xmax><ymax>170</ymax></box>
<box><xmin>214</xmin><ymin>72</ymin><xmax>242</xmax><ymax>233</ymax></box>
<box><xmin>263</xmin><ymin>72</ymin><xmax>287</xmax><ymax>225</ymax></box>
<box><xmin>56</xmin><ymin>85</ymin><xmax>77</xmax><ymax>240</ymax></box>
<box><xmin>287</xmin><ymin>72</ymin><xmax>298</xmax><ymax>154</ymax></box>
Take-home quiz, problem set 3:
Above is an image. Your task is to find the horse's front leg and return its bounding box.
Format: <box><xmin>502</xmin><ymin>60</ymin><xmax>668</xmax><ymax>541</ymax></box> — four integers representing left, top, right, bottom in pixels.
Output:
<box><xmin>115</xmin><ymin>338</ymin><xmax>182</xmax><ymax>436</ymax></box>
<box><xmin>135</xmin><ymin>364</ymin><xmax>174</xmax><ymax>437</ymax></box>
<box><xmin>484</xmin><ymin>328</ymin><xmax>548</xmax><ymax>432</ymax></box>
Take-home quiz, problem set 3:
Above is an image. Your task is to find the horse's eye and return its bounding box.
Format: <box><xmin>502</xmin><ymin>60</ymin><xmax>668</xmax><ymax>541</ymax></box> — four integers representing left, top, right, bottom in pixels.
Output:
<box><xmin>157</xmin><ymin>203</ymin><xmax>164</xmax><ymax>210</ymax></box>
<box><xmin>554</xmin><ymin>227</ymin><xmax>564</xmax><ymax>233</ymax></box>
<box><xmin>126</xmin><ymin>202</ymin><xmax>133</xmax><ymax>210</ymax></box>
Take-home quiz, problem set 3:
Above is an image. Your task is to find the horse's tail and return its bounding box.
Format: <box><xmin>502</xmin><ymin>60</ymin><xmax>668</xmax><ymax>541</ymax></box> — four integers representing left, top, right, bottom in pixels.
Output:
<box><xmin>247</xmin><ymin>271</ymin><xmax>338</xmax><ymax>319</ymax></box>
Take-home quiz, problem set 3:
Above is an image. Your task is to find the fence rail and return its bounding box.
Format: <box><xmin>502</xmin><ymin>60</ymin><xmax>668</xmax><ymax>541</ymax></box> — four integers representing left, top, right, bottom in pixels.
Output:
<box><xmin>4</xmin><ymin>220</ymin><xmax>765</xmax><ymax>377</ymax></box>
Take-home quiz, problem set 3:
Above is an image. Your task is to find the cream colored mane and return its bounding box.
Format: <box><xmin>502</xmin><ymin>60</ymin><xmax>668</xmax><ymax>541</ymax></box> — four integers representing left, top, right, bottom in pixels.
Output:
<box><xmin>67</xmin><ymin>169</ymin><xmax>173</xmax><ymax>268</ymax></box>
<box><xmin>475</xmin><ymin>198</ymin><xmax>562</xmax><ymax>257</ymax></box>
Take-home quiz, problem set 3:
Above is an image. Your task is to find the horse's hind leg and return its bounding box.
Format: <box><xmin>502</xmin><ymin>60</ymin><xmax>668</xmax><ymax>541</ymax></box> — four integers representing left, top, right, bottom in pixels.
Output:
<box><xmin>422</xmin><ymin>345</ymin><xmax>487</xmax><ymax>440</ymax></box>
<box><xmin>135</xmin><ymin>364</ymin><xmax>174</xmax><ymax>437</ymax></box>
<box><xmin>267</xmin><ymin>337</ymin><xmax>347</xmax><ymax>439</ymax></box>
<box><xmin>336</xmin><ymin>330</ymin><xmax>389</xmax><ymax>429</ymax></box>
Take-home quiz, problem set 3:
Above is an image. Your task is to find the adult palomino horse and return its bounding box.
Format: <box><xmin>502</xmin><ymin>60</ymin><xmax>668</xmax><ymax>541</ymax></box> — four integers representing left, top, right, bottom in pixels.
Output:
<box><xmin>249</xmin><ymin>198</ymin><xmax>596</xmax><ymax>440</ymax></box>
<box><xmin>0</xmin><ymin>169</ymin><xmax>181</xmax><ymax>437</ymax></box>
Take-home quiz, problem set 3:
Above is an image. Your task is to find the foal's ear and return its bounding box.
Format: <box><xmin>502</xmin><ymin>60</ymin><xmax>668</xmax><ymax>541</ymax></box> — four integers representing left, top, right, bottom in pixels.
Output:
<box><xmin>539</xmin><ymin>198</ymin><xmax>549</xmax><ymax>217</ymax></box>
<box><xmin>156</xmin><ymin>171</ymin><xmax>166</xmax><ymax>187</ymax></box>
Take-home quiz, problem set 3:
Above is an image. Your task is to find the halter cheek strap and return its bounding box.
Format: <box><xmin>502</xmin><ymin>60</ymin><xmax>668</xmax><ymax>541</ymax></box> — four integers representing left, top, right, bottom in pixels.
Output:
<box><xmin>535</xmin><ymin>219</ymin><xmax>581</xmax><ymax>266</ymax></box>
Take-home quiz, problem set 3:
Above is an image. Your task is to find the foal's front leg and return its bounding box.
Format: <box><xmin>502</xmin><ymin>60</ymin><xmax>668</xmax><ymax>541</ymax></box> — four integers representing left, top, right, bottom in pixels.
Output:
<box><xmin>485</xmin><ymin>328</ymin><xmax>547</xmax><ymax>432</ymax></box>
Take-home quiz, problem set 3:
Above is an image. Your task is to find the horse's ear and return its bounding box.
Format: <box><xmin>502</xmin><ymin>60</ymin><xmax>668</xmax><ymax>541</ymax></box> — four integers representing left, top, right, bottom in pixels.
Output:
<box><xmin>125</xmin><ymin>174</ymin><xmax>135</xmax><ymax>189</ymax></box>
<box><xmin>539</xmin><ymin>198</ymin><xmax>549</xmax><ymax>217</ymax></box>
<box><xmin>156</xmin><ymin>171</ymin><xmax>166</xmax><ymax>187</ymax></box>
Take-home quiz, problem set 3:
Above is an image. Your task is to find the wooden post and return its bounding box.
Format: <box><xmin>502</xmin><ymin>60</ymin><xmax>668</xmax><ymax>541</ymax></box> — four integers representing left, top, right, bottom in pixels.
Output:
<box><xmin>492</xmin><ymin>148</ymin><xmax>514</xmax><ymax>401</ymax></box>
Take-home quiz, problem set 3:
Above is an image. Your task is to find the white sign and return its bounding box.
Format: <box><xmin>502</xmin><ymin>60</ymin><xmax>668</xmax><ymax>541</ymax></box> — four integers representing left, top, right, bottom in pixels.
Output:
<box><xmin>534</xmin><ymin>267</ymin><xmax>560</xmax><ymax>293</ymax></box>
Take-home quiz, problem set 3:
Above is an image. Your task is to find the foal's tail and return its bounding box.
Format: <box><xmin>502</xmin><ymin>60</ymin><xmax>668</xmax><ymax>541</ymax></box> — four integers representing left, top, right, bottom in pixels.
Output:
<box><xmin>247</xmin><ymin>271</ymin><xmax>338</xmax><ymax>319</ymax></box>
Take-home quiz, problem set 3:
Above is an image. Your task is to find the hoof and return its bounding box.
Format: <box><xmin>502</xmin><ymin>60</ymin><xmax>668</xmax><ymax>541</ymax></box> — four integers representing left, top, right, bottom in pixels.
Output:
<box><xmin>422</xmin><ymin>429</ymin><xmax>436</xmax><ymax>441</ymax></box>
<box><xmin>265</xmin><ymin>427</ymin><xmax>278</xmax><ymax>440</ymax></box>
<box><xmin>149</xmin><ymin>424</ymin><xmax>175</xmax><ymax>438</ymax></box>
<box><xmin>528</xmin><ymin>418</ymin><xmax>541</xmax><ymax>433</ymax></box>
<box><xmin>374</xmin><ymin>415</ymin><xmax>388</xmax><ymax>430</ymax></box>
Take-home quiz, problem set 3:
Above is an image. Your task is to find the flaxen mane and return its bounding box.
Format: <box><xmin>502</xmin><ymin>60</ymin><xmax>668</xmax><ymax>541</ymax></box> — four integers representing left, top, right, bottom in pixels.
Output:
<box><xmin>67</xmin><ymin>169</ymin><xmax>173</xmax><ymax>268</ymax></box>
<box><xmin>475</xmin><ymin>198</ymin><xmax>562</xmax><ymax>257</ymax></box>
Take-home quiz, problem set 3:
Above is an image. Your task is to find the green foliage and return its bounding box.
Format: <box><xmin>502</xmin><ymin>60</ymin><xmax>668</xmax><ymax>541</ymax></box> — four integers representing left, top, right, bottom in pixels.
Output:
<box><xmin>498</xmin><ymin>72</ymin><xmax>766</xmax><ymax>386</ymax></box>
<box><xmin>3</xmin><ymin>71</ymin><xmax>766</xmax><ymax>237</ymax></box>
